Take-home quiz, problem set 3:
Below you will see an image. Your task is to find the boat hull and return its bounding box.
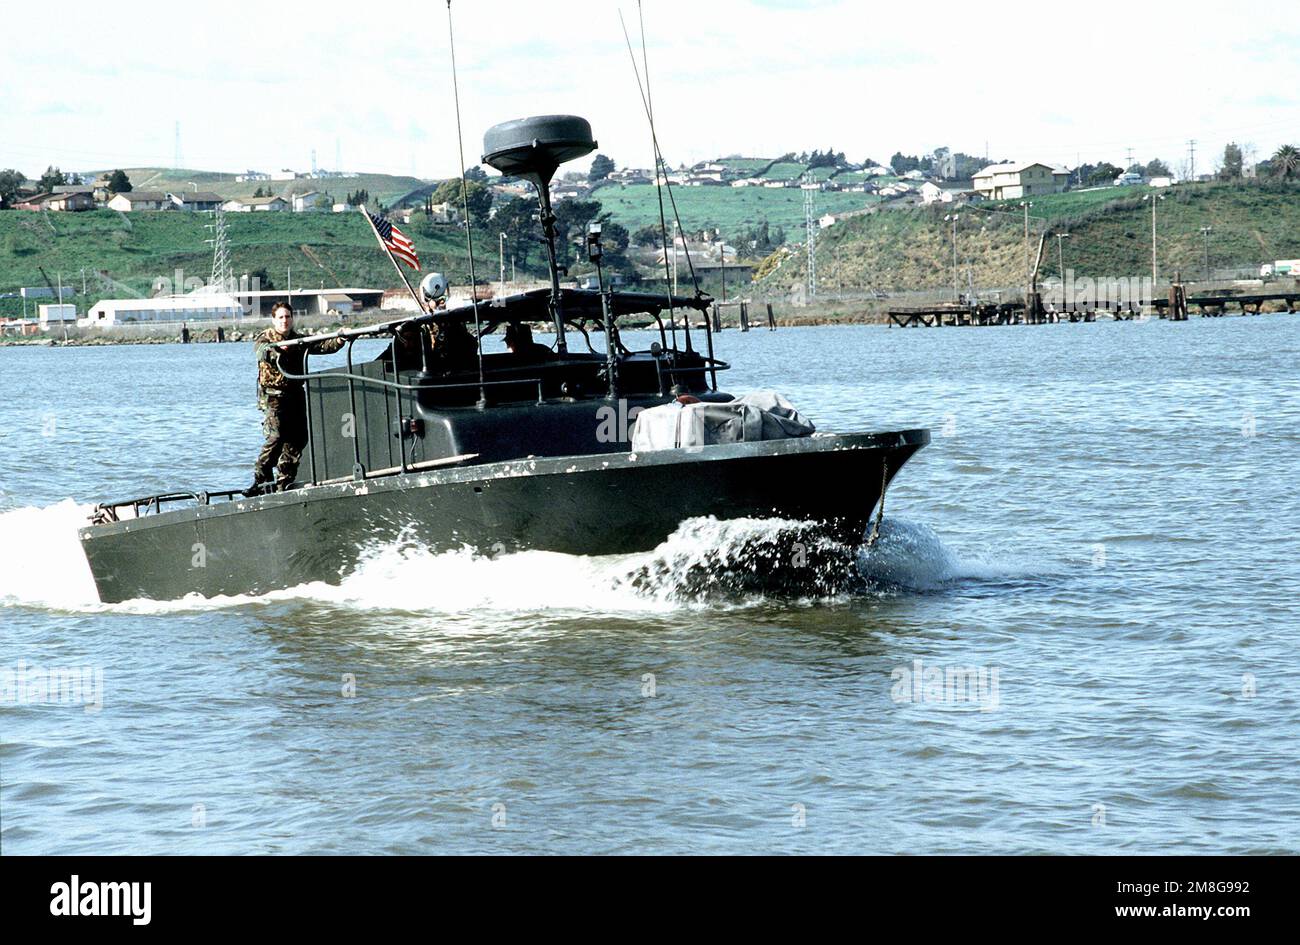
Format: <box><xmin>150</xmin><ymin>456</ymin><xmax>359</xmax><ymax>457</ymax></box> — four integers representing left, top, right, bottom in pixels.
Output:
<box><xmin>79</xmin><ymin>430</ymin><xmax>928</xmax><ymax>603</ymax></box>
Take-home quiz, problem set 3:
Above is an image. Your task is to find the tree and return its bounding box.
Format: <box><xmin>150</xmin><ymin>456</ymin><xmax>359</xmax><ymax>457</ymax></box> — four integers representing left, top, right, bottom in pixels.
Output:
<box><xmin>600</xmin><ymin>220</ymin><xmax>630</xmax><ymax>254</ymax></box>
<box><xmin>588</xmin><ymin>154</ymin><xmax>615</xmax><ymax>182</ymax></box>
<box><xmin>889</xmin><ymin>152</ymin><xmax>921</xmax><ymax>175</ymax></box>
<box><xmin>632</xmin><ymin>224</ymin><xmax>662</xmax><ymax>247</ymax></box>
<box><xmin>105</xmin><ymin>169</ymin><xmax>132</xmax><ymax>194</ymax></box>
<box><xmin>430</xmin><ymin>179</ymin><xmax>492</xmax><ymax>228</ymax></box>
<box><xmin>1219</xmin><ymin>142</ymin><xmax>1243</xmax><ymax>180</ymax></box>
<box><xmin>464</xmin><ymin>165</ymin><xmax>487</xmax><ymax>182</ymax></box>
<box><xmin>552</xmin><ymin>198</ymin><xmax>603</xmax><ymax>251</ymax></box>
<box><xmin>493</xmin><ymin>195</ymin><xmax>543</xmax><ymax>268</ymax></box>
<box><xmin>38</xmin><ymin>165</ymin><xmax>66</xmax><ymax>193</ymax></box>
<box><xmin>0</xmin><ymin>168</ymin><xmax>24</xmax><ymax>208</ymax></box>
<box><xmin>1269</xmin><ymin>144</ymin><xmax>1298</xmax><ymax>180</ymax></box>
<box><xmin>1145</xmin><ymin>158</ymin><xmax>1172</xmax><ymax>178</ymax></box>
<box><xmin>1087</xmin><ymin>162</ymin><xmax>1122</xmax><ymax>186</ymax></box>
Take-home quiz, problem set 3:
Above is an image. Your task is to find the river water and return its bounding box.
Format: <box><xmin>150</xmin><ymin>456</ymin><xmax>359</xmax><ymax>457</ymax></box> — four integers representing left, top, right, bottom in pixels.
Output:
<box><xmin>1</xmin><ymin>317</ymin><xmax>1297</xmax><ymax>854</ymax></box>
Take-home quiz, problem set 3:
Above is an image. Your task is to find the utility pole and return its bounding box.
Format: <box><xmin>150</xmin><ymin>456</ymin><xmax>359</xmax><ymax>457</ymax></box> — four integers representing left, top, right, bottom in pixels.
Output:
<box><xmin>1020</xmin><ymin>201</ymin><xmax>1033</xmax><ymax>297</ymax></box>
<box><xmin>1187</xmin><ymin>139</ymin><xmax>1197</xmax><ymax>182</ymax></box>
<box><xmin>945</xmin><ymin>213</ymin><xmax>960</xmax><ymax>300</ymax></box>
<box><xmin>804</xmin><ymin>177</ymin><xmax>817</xmax><ymax>300</ymax></box>
<box><xmin>1056</xmin><ymin>231</ymin><xmax>1070</xmax><ymax>286</ymax></box>
<box><xmin>720</xmin><ymin>240</ymin><xmax>727</xmax><ymax>303</ymax></box>
<box><xmin>1200</xmin><ymin>225</ymin><xmax>1213</xmax><ymax>281</ymax></box>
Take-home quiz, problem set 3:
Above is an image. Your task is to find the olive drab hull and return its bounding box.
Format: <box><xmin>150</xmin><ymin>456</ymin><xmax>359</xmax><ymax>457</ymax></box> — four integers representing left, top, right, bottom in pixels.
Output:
<box><xmin>78</xmin><ymin>431</ymin><xmax>928</xmax><ymax>603</ymax></box>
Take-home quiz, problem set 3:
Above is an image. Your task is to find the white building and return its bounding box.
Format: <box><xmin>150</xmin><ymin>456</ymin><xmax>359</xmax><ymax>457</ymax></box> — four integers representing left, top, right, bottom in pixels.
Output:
<box><xmin>222</xmin><ymin>196</ymin><xmax>288</xmax><ymax>212</ymax></box>
<box><xmin>38</xmin><ymin>304</ymin><xmax>78</xmax><ymax>329</ymax></box>
<box><xmin>107</xmin><ymin>191</ymin><xmax>171</xmax><ymax>211</ymax></box>
<box><xmin>292</xmin><ymin>191</ymin><xmax>331</xmax><ymax>212</ymax></box>
<box><xmin>83</xmin><ymin>295</ymin><xmax>244</xmax><ymax>327</ymax></box>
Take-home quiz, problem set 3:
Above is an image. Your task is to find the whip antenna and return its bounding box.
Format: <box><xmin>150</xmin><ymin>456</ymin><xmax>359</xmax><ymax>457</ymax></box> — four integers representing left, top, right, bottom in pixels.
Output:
<box><xmin>446</xmin><ymin>0</ymin><xmax>487</xmax><ymax>406</ymax></box>
<box><xmin>619</xmin><ymin>6</ymin><xmax>678</xmax><ymax>351</ymax></box>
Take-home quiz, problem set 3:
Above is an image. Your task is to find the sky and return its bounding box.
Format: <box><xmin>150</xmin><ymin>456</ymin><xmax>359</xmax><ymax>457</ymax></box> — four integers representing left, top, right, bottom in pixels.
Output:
<box><xmin>1</xmin><ymin>0</ymin><xmax>1296</xmax><ymax>181</ymax></box>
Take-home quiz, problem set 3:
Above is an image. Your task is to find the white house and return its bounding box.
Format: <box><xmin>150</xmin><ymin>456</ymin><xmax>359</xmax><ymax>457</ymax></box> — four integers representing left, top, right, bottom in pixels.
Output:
<box><xmin>292</xmin><ymin>191</ymin><xmax>331</xmax><ymax>212</ymax></box>
<box><xmin>107</xmin><ymin>191</ymin><xmax>171</xmax><ymax>211</ymax></box>
<box><xmin>222</xmin><ymin>196</ymin><xmax>289</xmax><ymax>212</ymax></box>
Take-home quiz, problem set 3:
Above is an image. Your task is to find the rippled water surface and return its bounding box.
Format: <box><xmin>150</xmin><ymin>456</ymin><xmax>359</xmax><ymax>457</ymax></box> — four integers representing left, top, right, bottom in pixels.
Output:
<box><xmin>2</xmin><ymin>317</ymin><xmax>1297</xmax><ymax>854</ymax></box>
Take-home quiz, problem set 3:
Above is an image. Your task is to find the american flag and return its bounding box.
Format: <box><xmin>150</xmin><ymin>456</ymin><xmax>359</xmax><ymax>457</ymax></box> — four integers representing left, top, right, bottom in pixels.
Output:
<box><xmin>367</xmin><ymin>210</ymin><xmax>420</xmax><ymax>270</ymax></box>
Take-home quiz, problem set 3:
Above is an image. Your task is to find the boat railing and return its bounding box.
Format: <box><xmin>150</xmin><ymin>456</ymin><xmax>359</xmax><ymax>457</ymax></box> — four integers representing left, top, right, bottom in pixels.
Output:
<box><xmin>90</xmin><ymin>487</ymin><xmax>251</xmax><ymax>523</ymax></box>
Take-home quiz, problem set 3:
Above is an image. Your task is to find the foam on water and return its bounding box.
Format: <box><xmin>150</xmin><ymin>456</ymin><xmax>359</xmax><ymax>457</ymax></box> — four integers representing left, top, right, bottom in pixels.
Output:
<box><xmin>0</xmin><ymin>501</ymin><xmax>999</xmax><ymax>615</ymax></box>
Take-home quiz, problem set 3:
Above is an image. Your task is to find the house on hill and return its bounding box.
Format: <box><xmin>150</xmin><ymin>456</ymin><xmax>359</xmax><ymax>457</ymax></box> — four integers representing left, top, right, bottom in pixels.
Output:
<box><xmin>107</xmin><ymin>191</ymin><xmax>171</xmax><ymax>211</ymax></box>
<box><xmin>168</xmin><ymin>191</ymin><xmax>224</xmax><ymax>211</ymax></box>
<box><xmin>222</xmin><ymin>195</ymin><xmax>289</xmax><ymax>212</ymax></box>
<box><xmin>972</xmin><ymin>162</ymin><xmax>1069</xmax><ymax>200</ymax></box>
<box><xmin>920</xmin><ymin>180</ymin><xmax>977</xmax><ymax>205</ymax></box>
<box><xmin>15</xmin><ymin>190</ymin><xmax>96</xmax><ymax>211</ymax></box>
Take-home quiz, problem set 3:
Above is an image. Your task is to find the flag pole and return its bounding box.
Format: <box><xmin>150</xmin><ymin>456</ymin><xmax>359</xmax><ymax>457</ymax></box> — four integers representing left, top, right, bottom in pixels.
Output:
<box><xmin>359</xmin><ymin>206</ymin><xmax>428</xmax><ymax>314</ymax></box>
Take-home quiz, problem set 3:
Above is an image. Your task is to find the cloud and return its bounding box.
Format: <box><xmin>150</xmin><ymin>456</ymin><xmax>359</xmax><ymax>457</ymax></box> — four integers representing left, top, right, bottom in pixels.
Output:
<box><xmin>0</xmin><ymin>0</ymin><xmax>1295</xmax><ymax>178</ymax></box>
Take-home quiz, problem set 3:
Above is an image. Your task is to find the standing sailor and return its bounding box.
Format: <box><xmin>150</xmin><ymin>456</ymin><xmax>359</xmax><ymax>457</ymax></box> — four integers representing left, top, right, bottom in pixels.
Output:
<box><xmin>249</xmin><ymin>301</ymin><xmax>346</xmax><ymax>493</ymax></box>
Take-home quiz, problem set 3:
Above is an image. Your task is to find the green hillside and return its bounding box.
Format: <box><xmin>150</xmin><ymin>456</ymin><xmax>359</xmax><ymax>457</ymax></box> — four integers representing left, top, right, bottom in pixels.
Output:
<box><xmin>756</xmin><ymin>181</ymin><xmax>1300</xmax><ymax>294</ymax></box>
<box><xmin>591</xmin><ymin>181</ymin><xmax>879</xmax><ymax>241</ymax></box>
<box><xmin>0</xmin><ymin>210</ymin><xmax>503</xmax><ymax>317</ymax></box>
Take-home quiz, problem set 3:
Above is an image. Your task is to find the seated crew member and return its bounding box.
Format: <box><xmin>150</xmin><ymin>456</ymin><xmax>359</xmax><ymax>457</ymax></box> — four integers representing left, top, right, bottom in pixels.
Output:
<box><xmin>249</xmin><ymin>302</ymin><xmax>346</xmax><ymax>493</ymax></box>
<box><xmin>376</xmin><ymin>321</ymin><xmax>433</xmax><ymax>373</ymax></box>
<box><xmin>429</xmin><ymin>317</ymin><xmax>479</xmax><ymax>373</ymax></box>
<box><xmin>503</xmin><ymin>322</ymin><xmax>553</xmax><ymax>362</ymax></box>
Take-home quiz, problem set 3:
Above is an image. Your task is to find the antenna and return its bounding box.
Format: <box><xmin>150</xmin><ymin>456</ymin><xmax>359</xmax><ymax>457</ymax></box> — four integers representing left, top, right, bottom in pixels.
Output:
<box><xmin>620</xmin><ymin>6</ymin><xmax>677</xmax><ymax>350</ymax></box>
<box><xmin>446</xmin><ymin>0</ymin><xmax>487</xmax><ymax>402</ymax></box>
<box><xmin>1187</xmin><ymin>139</ymin><xmax>1197</xmax><ymax>181</ymax></box>
<box><xmin>619</xmin><ymin>3</ymin><xmax>701</xmax><ymax>351</ymax></box>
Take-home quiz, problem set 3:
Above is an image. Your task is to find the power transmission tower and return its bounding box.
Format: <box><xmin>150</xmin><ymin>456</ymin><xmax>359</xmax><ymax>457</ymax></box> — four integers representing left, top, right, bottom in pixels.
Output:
<box><xmin>1187</xmin><ymin>139</ymin><xmax>1197</xmax><ymax>181</ymax></box>
<box><xmin>1126</xmin><ymin>147</ymin><xmax>1134</xmax><ymax>171</ymax></box>
<box><xmin>804</xmin><ymin>177</ymin><xmax>817</xmax><ymax>300</ymax></box>
<box><xmin>311</xmin><ymin>148</ymin><xmax>318</xmax><ymax>178</ymax></box>
<box><xmin>204</xmin><ymin>207</ymin><xmax>233</xmax><ymax>293</ymax></box>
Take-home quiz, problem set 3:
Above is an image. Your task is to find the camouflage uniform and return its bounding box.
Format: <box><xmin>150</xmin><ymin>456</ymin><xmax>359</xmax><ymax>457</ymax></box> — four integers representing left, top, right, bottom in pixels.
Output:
<box><xmin>253</xmin><ymin>326</ymin><xmax>345</xmax><ymax>487</ymax></box>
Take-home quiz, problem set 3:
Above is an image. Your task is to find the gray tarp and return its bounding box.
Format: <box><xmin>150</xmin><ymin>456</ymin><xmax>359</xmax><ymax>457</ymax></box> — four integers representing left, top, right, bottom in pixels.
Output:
<box><xmin>631</xmin><ymin>391</ymin><xmax>816</xmax><ymax>451</ymax></box>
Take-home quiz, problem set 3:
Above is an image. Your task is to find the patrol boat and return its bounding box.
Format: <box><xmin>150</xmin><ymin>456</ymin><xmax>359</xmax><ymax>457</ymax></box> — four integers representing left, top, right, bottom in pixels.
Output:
<box><xmin>78</xmin><ymin>116</ymin><xmax>929</xmax><ymax>603</ymax></box>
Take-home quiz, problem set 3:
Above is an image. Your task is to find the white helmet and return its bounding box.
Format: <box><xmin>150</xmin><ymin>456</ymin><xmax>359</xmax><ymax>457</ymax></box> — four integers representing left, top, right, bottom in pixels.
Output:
<box><xmin>420</xmin><ymin>272</ymin><xmax>448</xmax><ymax>302</ymax></box>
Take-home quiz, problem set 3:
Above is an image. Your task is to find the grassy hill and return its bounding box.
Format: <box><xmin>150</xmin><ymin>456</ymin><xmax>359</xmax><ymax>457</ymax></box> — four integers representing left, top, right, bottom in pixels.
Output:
<box><xmin>756</xmin><ymin>180</ymin><xmax>1300</xmax><ymax>295</ymax></box>
<box><xmin>93</xmin><ymin>167</ymin><xmax>430</xmax><ymax>205</ymax></box>
<box><xmin>591</xmin><ymin>180</ymin><xmax>879</xmax><ymax>241</ymax></box>
<box><xmin>0</xmin><ymin>209</ymin><xmax>502</xmax><ymax>317</ymax></box>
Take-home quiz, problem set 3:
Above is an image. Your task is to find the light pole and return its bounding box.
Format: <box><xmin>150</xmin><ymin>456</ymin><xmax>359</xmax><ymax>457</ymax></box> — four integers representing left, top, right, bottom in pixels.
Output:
<box><xmin>944</xmin><ymin>213</ymin><xmax>960</xmax><ymax>300</ymax></box>
<box><xmin>1019</xmin><ymin>200</ymin><xmax>1034</xmax><ymax>315</ymax></box>
<box><xmin>1200</xmin><ymin>225</ymin><xmax>1212</xmax><ymax>282</ymax></box>
<box><xmin>1144</xmin><ymin>193</ymin><xmax>1164</xmax><ymax>298</ymax></box>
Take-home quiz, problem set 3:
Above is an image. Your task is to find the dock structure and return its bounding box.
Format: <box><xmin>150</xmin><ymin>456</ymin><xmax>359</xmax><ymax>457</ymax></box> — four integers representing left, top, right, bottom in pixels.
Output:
<box><xmin>888</xmin><ymin>289</ymin><xmax>1300</xmax><ymax>326</ymax></box>
<box><xmin>1151</xmin><ymin>291</ymin><xmax>1300</xmax><ymax>317</ymax></box>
